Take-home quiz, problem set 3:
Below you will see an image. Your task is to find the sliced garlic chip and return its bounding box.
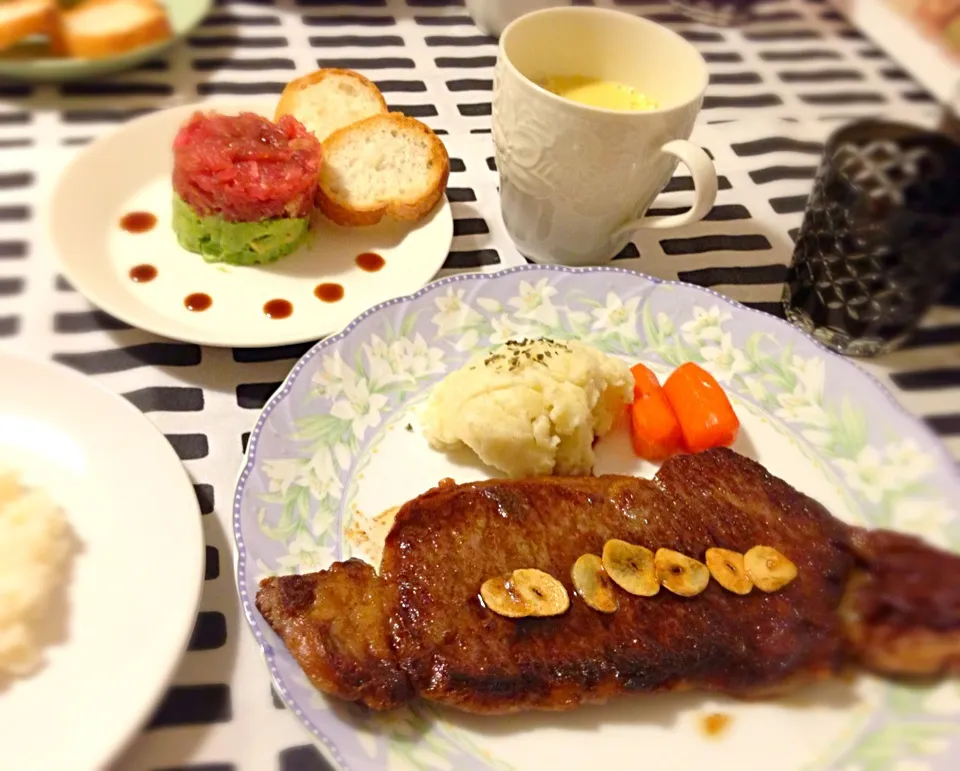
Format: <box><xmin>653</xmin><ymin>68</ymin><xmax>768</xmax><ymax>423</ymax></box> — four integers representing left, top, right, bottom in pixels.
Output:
<box><xmin>479</xmin><ymin>576</ymin><xmax>529</xmax><ymax>618</ymax></box>
<box><xmin>744</xmin><ymin>546</ymin><xmax>797</xmax><ymax>593</ymax></box>
<box><xmin>602</xmin><ymin>539</ymin><xmax>660</xmax><ymax>597</ymax></box>
<box><xmin>705</xmin><ymin>547</ymin><xmax>753</xmax><ymax>595</ymax></box>
<box><xmin>654</xmin><ymin>548</ymin><xmax>711</xmax><ymax>597</ymax></box>
<box><xmin>510</xmin><ymin>568</ymin><xmax>570</xmax><ymax>616</ymax></box>
<box><xmin>571</xmin><ymin>553</ymin><xmax>619</xmax><ymax>613</ymax></box>
<box><xmin>480</xmin><ymin>568</ymin><xmax>569</xmax><ymax>618</ymax></box>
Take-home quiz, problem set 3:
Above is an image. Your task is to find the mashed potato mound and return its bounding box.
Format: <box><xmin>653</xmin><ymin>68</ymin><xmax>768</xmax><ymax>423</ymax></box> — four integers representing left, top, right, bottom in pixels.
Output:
<box><xmin>0</xmin><ymin>470</ymin><xmax>72</xmax><ymax>678</ymax></box>
<box><xmin>422</xmin><ymin>338</ymin><xmax>634</xmax><ymax>477</ymax></box>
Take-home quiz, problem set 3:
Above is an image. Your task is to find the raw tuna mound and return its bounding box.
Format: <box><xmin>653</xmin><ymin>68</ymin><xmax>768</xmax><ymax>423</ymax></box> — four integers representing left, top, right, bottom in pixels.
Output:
<box><xmin>173</xmin><ymin>111</ymin><xmax>322</xmax><ymax>223</ymax></box>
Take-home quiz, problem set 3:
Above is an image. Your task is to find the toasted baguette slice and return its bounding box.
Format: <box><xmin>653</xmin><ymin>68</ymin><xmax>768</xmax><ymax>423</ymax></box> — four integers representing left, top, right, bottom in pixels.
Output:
<box><xmin>0</xmin><ymin>0</ymin><xmax>60</xmax><ymax>51</ymax></box>
<box><xmin>318</xmin><ymin>112</ymin><xmax>450</xmax><ymax>227</ymax></box>
<box><xmin>61</xmin><ymin>0</ymin><xmax>172</xmax><ymax>60</ymax></box>
<box><xmin>275</xmin><ymin>68</ymin><xmax>388</xmax><ymax>143</ymax></box>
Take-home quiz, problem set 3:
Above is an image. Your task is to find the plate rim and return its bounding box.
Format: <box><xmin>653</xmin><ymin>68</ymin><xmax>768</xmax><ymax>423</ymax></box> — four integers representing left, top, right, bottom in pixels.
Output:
<box><xmin>0</xmin><ymin>349</ymin><xmax>206</xmax><ymax>770</ymax></box>
<box><xmin>46</xmin><ymin>98</ymin><xmax>455</xmax><ymax>349</ymax></box>
<box><xmin>231</xmin><ymin>262</ymin><xmax>960</xmax><ymax>770</ymax></box>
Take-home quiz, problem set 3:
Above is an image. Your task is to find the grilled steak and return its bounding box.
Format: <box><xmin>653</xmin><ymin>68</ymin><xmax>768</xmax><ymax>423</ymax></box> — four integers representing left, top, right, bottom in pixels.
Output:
<box><xmin>256</xmin><ymin>448</ymin><xmax>960</xmax><ymax>713</ymax></box>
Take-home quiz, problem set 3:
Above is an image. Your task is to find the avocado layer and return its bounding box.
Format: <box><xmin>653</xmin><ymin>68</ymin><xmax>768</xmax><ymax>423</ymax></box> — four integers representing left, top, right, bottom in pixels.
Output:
<box><xmin>172</xmin><ymin>195</ymin><xmax>310</xmax><ymax>266</ymax></box>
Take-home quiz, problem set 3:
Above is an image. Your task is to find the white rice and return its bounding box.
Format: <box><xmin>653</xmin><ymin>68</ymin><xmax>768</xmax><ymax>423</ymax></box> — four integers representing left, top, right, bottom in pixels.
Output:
<box><xmin>0</xmin><ymin>470</ymin><xmax>73</xmax><ymax>678</ymax></box>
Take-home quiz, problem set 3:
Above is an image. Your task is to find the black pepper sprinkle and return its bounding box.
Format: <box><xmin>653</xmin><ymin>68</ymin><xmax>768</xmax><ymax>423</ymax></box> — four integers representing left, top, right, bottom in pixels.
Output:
<box><xmin>480</xmin><ymin>337</ymin><xmax>577</xmax><ymax>371</ymax></box>
<box><xmin>405</xmin><ymin>424</ymin><xmax>413</xmax><ymax>432</ymax></box>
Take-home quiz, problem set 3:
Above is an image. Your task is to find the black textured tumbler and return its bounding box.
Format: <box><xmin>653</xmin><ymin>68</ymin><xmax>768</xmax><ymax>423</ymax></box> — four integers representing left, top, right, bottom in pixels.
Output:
<box><xmin>784</xmin><ymin>120</ymin><xmax>960</xmax><ymax>357</ymax></box>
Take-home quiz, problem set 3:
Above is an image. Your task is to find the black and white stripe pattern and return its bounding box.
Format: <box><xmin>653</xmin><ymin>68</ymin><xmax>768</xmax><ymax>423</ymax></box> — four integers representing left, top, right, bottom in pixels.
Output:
<box><xmin>1</xmin><ymin>0</ymin><xmax>957</xmax><ymax>769</ymax></box>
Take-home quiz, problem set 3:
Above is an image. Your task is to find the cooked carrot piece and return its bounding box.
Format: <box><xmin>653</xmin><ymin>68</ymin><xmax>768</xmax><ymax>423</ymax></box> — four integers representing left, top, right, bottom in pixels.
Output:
<box><xmin>630</xmin><ymin>362</ymin><xmax>661</xmax><ymax>400</ymax></box>
<box><xmin>662</xmin><ymin>362</ymin><xmax>739</xmax><ymax>453</ymax></box>
<box><xmin>628</xmin><ymin>363</ymin><xmax>684</xmax><ymax>461</ymax></box>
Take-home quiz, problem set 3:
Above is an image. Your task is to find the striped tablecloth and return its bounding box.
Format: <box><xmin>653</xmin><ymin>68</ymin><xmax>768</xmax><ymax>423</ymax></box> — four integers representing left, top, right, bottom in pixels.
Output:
<box><xmin>1</xmin><ymin>1</ymin><xmax>958</xmax><ymax>769</ymax></box>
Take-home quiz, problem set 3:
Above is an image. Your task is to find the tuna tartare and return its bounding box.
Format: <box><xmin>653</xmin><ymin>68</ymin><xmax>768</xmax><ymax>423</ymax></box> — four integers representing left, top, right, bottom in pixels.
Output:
<box><xmin>172</xmin><ymin>111</ymin><xmax>323</xmax><ymax>266</ymax></box>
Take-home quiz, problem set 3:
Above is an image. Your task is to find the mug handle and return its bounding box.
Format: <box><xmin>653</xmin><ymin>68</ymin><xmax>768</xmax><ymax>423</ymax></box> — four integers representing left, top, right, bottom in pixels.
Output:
<box><xmin>612</xmin><ymin>139</ymin><xmax>718</xmax><ymax>239</ymax></box>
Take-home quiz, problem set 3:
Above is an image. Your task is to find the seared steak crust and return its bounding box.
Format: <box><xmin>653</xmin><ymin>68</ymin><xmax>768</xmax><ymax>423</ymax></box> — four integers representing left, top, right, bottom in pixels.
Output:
<box><xmin>841</xmin><ymin>529</ymin><xmax>960</xmax><ymax>677</ymax></box>
<box><xmin>380</xmin><ymin>448</ymin><xmax>853</xmax><ymax>712</ymax></box>
<box><xmin>257</xmin><ymin>560</ymin><xmax>409</xmax><ymax>709</ymax></box>
<box><xmin>255</xmin><ymin>448</ymin><xmax>960</xmax><ymax>713</ymax></box>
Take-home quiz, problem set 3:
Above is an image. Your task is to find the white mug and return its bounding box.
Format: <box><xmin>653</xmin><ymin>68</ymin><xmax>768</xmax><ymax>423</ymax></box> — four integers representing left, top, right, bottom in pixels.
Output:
<box><xmin>464</xmin><ymin>0</ymin><xmax>573</xmax><ymax>37</ymax></box>
<box><xmin>492</xmin><ymin>7</ymin><xmax>718</xmax><ymax>266</ymax></box>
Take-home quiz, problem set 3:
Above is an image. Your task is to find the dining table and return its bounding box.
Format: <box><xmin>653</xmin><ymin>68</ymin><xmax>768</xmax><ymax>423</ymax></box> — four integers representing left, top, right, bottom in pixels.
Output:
<box><xmin>0</xmin><ymin>0</ymin><xmax>958</xmax><ymax>769</ymax></box>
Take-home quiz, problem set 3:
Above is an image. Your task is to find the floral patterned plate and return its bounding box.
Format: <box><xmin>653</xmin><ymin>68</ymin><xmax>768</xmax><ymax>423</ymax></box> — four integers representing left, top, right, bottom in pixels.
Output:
<box><xmin>234</xmin><ymin>265</ymin><xmax>960</xmax><ymax>771</ymax></box>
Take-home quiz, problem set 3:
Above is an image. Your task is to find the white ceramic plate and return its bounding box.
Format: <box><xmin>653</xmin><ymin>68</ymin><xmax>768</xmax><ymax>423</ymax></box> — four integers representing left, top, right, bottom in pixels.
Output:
<box><xmin>0</xmin><ymin>352</ymin><xmax>204</xmax><ymax>771</ymax></box>
<box><xmin>48</xmin><ymin>99</ymin><xmax>454</xmax><ymax>348</ymax></box>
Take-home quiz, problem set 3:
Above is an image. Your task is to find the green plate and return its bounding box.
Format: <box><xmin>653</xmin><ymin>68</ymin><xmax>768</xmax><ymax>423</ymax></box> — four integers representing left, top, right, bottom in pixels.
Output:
<box><xmin>0</xmin><ymin>0</ymin><xmax>212</xmax><ymax>83</ymax></box>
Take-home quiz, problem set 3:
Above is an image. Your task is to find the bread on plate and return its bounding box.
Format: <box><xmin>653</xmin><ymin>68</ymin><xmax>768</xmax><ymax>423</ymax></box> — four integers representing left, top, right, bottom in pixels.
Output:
<box><xmin>60</xmin><ymin>0</ymin><xmax>173</xmax><ymax>59</ymax></box>
<box><xmin>317</xmin><ymin>112</ymin><xmax>450</xmax><ymax>227</ymax></box>
<box><xmin>0</xmin><ymin>0</ymin><xmax>63</xmax><ymax>52</ymax></box>
<box><xmin>275</xmin><ymin>68</ymin><xmax>389</xmax><ymax>143</ymax></box>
